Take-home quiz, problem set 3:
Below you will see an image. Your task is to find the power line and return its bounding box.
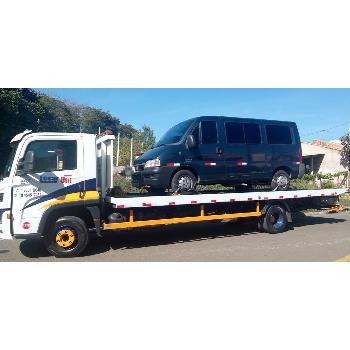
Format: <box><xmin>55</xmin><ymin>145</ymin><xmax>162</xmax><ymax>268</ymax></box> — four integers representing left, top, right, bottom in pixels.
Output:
<box><xmin>301</xmin><ymin>122</ymin><xmax>348</xmax><ymax>137</ymax></box>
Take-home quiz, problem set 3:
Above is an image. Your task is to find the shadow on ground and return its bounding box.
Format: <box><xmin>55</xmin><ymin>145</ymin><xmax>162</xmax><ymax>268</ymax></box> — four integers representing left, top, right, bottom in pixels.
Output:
<box><xmin>19</xmin><ymin>213</ymin><xmax>347</xmax><ymax>259</ymax></box>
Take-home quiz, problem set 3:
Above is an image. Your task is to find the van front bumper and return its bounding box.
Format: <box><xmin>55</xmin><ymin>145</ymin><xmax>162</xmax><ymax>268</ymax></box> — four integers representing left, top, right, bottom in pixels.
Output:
<box><xmin>132</xmin><ymin>166</ymin><xmax>175</xmax><ymax>189</ymax></box>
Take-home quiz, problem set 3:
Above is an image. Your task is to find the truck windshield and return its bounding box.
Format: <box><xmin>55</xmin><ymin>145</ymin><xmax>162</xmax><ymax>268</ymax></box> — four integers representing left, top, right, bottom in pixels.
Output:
<box><xmin>1</xmin><ymin>142</ymin><xmax>19</xmax><ymax>179</ymax></box>
<box><xmin>155</xmin><ymin>119</ymin><xmax>193</xmax><ymax>147</ymax></box>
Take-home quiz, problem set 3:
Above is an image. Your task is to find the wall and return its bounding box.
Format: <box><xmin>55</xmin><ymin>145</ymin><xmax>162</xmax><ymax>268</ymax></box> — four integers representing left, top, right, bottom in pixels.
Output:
<box><xmin>301</xmin><ymin>142</ymin><xmax>346</xmax><ymax>174</ymax></box>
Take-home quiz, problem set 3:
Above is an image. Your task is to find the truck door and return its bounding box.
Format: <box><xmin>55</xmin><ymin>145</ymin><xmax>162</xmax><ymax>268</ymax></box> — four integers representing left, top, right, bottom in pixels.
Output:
<box><xmin>11</xmin><ymin>136</ymin><xmax>83</xmax><ymax>236</ymax></box>
<box><xmin>188</xmin><ymin>119</ymin><xmax>226</xmax><ymax>184</ymax></box>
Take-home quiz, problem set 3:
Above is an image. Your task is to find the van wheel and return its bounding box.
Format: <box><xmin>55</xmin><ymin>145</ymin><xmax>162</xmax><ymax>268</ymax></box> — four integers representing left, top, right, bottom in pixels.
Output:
<box><xmin>271</xmin><ymin>170</ymin><xmax>290</xmax><ymax>190</ymax></box>
<box><xmin>262</xmin><ymin>205</ymin><xmax>288</xmax><ymax>234</ymax></box>
<box><xmin>44</xmin><ymin>216</ymin><xmax>89</xmax><ymax>258</ymax></box>
<box><xmin>171</xmin><ymin>170</ymin><xmax>197</xmax><ymax>193</ymax></box>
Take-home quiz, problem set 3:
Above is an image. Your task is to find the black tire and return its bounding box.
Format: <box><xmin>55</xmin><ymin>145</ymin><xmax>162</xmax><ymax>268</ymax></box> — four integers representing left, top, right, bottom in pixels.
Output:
<box><xmin>271</xmin><ymin>170</ymin><xmax>290</xmax><ymax>191</ymax></box>
<box><xmin>262</xmin><ymin>205</ymin><xmax>288</xmax><ymax>234</ymax></box>
<box><xmin>44</xmin><ymin>216</ymin><xmax>90</xmax><ymax>257</ymax></box>
<box><xmin>170</xmin><ymin>170</ymin><xmax>197</xmax><ymax>193</ymax></box>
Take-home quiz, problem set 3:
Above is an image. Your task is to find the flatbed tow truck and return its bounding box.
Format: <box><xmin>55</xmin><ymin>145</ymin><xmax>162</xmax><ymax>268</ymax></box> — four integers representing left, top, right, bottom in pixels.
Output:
<box><xmin>0</xmin><ymin>130</ymin><xmax>347</xmax><ymax>257</ymax></box>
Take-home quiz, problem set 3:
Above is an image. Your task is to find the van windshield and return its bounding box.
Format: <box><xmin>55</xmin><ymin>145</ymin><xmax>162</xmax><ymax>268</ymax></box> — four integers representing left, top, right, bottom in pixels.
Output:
<box><xmin>1</xmin><ymin>142</ymin><xmax>19</xmax><ymax>179</ymax></box>
<box><xmin>155</xmin><ymin>119</ymin><xmax>193</xmax><ymax>147</ymax></box>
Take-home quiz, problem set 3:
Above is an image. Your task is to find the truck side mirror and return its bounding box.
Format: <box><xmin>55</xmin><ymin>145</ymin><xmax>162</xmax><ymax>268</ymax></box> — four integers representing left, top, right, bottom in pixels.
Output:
<box><xmin>186</xmin><ymin>134</ymin><xmax>196</xmax><ymax>149</ymax></box>
<box><xmin>17</xmin><ymin>151</ymin><xmax>34</xmax><ymax>175</ymax></box>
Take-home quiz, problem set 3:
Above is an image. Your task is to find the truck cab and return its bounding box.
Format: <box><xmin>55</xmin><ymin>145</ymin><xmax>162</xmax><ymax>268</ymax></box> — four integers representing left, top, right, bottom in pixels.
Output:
<box><xmin>0</xmin><ymin>130</ymin><xmax>114</xmax><ymax>248</ymax></box>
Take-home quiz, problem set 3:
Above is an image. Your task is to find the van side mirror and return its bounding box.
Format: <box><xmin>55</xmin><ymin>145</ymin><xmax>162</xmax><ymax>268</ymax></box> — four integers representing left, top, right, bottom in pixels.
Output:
<box><xmin>186</xmin><ymin>134</ymin><xmax>196</xmax><ymax>149</ymax></box>
<box><xmin>17</xmin><ymin>151</ymin><xmax>34</xmax><ymax>175</ymax></box>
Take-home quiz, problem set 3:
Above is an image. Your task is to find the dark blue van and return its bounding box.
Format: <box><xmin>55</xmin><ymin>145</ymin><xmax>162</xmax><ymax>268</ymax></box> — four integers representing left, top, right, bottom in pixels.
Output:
<box><xmin>132</xmin><ymin>116</ymin><xmax>304</xmax><ymax>193</ymax></box>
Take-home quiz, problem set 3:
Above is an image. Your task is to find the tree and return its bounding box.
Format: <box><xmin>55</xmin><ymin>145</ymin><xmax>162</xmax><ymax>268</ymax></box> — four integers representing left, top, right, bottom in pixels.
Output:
<box><xmin>38</xmin><ymin>94</ymin><xmax>80</xmax><ymax>132</ymax></box>
<box><xmin>340</xmin><ymin>132</ymin><xmax>350</xmax><ymax>189</ymax></box>
<box><xmin>0</xmin><ymin>88</ymin><xmax>46</xmax><ymax>171</ymax></box>
<box><xmin>80</xmin><ymin>106</ymin><xmax>121</xmax><ymax>134</ymax></box>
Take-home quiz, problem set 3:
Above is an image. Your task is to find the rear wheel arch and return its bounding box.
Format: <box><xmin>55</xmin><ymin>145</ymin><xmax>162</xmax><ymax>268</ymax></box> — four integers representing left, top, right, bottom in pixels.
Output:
<box><xmin>261</xmin><ymin>200</ymin><xmax>292</xmax><ymax>223</ymax></box>
<box><xmin>273</xmin><ymin>166</ymin><xmax>292</xmax><ymax>176</ymax></box>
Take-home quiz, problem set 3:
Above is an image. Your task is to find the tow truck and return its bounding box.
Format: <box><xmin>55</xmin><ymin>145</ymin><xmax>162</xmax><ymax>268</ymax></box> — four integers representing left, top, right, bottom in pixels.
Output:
<box><xmin>0</xmin><ymin>130</ymin><xmax>347</xmax><ymax>257</ymax></box>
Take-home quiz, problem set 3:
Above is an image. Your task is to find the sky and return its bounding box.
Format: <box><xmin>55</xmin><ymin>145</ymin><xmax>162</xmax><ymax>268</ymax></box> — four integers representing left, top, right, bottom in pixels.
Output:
<box><xmin>37</xmin><ymin>89</ymin><xmax>350</xmax><ymax>142</ymax></box>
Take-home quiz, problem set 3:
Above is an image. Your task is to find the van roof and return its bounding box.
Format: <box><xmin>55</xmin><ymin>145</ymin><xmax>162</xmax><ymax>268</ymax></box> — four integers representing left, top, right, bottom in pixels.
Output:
<box><xmin>196</xmin><ymin>116</ymin><xmax>296</xmax><ymax>125</ymax></box>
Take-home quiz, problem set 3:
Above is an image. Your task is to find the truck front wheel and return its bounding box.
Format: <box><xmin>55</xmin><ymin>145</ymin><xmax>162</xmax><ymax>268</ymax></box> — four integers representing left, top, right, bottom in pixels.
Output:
<box><xmin>45</xmin><ymin>216</ymin><xmax>90</xmax><ymax>257</ymax></box>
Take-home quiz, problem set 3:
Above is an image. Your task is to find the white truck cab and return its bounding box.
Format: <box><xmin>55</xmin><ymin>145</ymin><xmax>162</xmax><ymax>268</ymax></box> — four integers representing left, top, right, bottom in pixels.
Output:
<box><xmin>0</xmin><ymin>130</ymin><xmax>114</xmax><ymax>254</ymax></box>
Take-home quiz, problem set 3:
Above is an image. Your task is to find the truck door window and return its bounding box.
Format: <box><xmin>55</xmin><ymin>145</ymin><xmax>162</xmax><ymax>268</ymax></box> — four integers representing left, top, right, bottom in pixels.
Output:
<box><xmin>266</xmin><ymin>125</ymin><xmax>292</xmax><ymax>144</ymax></box>
<box><xmin>23</xmin><ymin>140</ymin><xmax>77</xmax><ymax>172</ymax></box>
<box><xmin>225</xmin><ymin>122</ymin><xmax>245</xmax><ymax>143</ymax></box>
<box><xmin>244</xmin><ymin>123</ymin><xmax>261</xmax><ymax>144</ymax></box>
<box><xmin>201</xmin><ymin>121</ymin><xmax>218</xmax><ymax>144</ymax></box>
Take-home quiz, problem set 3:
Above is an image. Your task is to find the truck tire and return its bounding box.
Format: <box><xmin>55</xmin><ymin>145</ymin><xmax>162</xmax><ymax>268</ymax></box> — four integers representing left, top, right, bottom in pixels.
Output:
<box><xmin>170</xmin><ymin>170</ymin><xmax>197</xmax><ymax>193</ymax></box>
<box><xmin>271</xmin><ymin>170</ymin><xmax>290</xmax><ymax>191</ymax></box>
<box><xmin>44</xmin><ymin>216</ymin><xmax>90</xmax><ymax>257</ymax></box>
<box><xmin>261</xmin><ymin>204</ymin><xmax>288</xmax><ymax>234</ymax></box>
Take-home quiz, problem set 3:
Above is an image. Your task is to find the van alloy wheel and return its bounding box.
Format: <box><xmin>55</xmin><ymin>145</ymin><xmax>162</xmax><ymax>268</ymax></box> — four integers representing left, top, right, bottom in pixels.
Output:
<box><xmin>171</xmin><ymin>169</ymin><xmax>197</xmax><ymax>193</ymax></box>
<box><xmin>178</xmin><ymin>175</ymin><xmax>193</xmax><ymax>190</ymax></box>
<box><xmin>271</xmin><ymin>170</ymin><xmax>290</xmax><ymax>191</ymax></box>
<box><xmin>276</xmin><ymin>174</ymin><xmax>288</xmax><ymax>187</ymax></box>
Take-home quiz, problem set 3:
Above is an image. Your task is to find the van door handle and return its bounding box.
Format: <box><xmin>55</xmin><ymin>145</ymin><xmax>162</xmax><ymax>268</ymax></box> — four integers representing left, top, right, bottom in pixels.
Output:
<box><xmin>216</xmin><ymin>147</ymin><xmax>223</xmax><ymax>155</ymax></box>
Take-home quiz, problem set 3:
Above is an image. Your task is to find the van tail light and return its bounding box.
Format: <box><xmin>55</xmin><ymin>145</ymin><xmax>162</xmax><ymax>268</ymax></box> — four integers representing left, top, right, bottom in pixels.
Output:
<box><xmin>299</xmin><ymin>147</ymin><xmax>303</xmax><ymax>164</ymax></box>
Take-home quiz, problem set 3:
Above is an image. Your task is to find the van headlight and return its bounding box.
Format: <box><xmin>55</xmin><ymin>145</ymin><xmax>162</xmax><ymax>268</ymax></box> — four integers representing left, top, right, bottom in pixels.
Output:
<box><xmin>144</xmin><ymin>158</ymin><xmax>160</xmax><ymax>168</ymax></box>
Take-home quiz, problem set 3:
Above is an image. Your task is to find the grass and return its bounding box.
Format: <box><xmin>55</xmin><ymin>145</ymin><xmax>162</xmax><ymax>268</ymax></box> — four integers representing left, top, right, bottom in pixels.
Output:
<box><xmin>339</xmin><ymin>194</ymin><xmax>350</xmax><ymax>208</ymax></box>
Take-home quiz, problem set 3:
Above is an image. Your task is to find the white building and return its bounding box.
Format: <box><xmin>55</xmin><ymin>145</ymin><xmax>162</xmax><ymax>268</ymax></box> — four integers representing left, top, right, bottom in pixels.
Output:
<box><xmin>302</xmin><ymin>139</ymin><xmax>346</xmax><ymax>174</ymax></box>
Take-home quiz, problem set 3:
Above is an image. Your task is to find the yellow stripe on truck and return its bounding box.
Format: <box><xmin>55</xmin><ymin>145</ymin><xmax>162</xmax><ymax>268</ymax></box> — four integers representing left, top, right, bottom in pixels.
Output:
<box><xmin>41</xmin><ymin>191</ymin><xmax>99</xmax><ymax>209</ymax></box>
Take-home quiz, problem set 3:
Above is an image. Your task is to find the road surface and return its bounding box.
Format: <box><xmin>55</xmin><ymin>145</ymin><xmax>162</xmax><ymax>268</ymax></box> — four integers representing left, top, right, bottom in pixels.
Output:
<box><xmin>0</xmin><ymin>210</ymin><xmax>350</xmax><ymax>261</ymax></box>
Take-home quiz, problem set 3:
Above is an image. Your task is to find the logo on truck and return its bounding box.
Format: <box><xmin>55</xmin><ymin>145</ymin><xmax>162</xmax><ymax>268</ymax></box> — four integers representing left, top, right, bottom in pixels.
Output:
<box><xmin>40</xmin><ymin>174</ymin><xmax>59</xmax><ymax>183</ymax></box>
<box><xmin>60</xmin><ymin>175</ymin><xmax>72</xmax><ymax>184</ymax></box>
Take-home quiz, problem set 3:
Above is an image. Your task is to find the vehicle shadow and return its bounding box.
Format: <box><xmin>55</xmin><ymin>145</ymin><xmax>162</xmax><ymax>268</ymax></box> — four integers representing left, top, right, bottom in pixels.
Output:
<box><xmin>18</xmin><ymin>212</ymin><xmax>347</xmax><ymax>259</ymax></box>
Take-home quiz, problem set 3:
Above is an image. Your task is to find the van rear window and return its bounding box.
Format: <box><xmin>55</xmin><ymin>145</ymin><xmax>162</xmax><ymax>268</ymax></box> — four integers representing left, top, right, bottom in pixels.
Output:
<box><xmin>244</xmin><ymin>123</ymin><xmax>261</xmax><ymax>144</ymax></box>
<box><xmin>266</xmin><ymin>125</ymin><xmax>292</xmax><ymax>144</ymax></box>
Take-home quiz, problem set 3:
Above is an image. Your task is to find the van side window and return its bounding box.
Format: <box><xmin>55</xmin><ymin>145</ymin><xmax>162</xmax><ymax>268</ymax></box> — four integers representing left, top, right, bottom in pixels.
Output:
<box><xmin>244</xmin><ymin>123</ymin><xmax>261</xmax><ymax>144</ymax></box>
<box><xmin>201</xmin><ymin>121</ymin><xmax>218</xmax><ymax>144</ymax></box>
<box><xmin>266</xmin><ymin>125</ymin><xmax>292</xmax><ymax>144</ymax></box>
<box><xmin>225</xmin><ymin>122</ymin><xmax>245</xmax><ymax>143</ymax></box>
<box><xmin>24</xmin><ymin>140</ymin><xmax>77</xmax><ymax>173</ymax></box>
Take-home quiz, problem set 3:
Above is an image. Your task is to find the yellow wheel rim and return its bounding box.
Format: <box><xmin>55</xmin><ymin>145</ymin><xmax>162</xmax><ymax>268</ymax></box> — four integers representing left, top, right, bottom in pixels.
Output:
<box><xmin>55</xmin><ymin>229</ymin><xmax>76</xmax><ymax>248</ymax></box>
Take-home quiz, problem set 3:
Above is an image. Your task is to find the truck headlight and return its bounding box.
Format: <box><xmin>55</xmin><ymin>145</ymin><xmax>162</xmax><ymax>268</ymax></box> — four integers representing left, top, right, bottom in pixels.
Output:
<box><xmin>144</xmin><ymin>158</ymin><xmax>160</xmax><ymax>168</ymax></box>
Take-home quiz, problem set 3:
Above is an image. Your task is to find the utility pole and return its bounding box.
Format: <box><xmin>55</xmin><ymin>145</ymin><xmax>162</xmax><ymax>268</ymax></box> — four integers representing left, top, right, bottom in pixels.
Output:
<box><xmin>348</xmin><ymin>122</ymin><xmax>350</xmax><ymax>191</ymax></box>
<box><xmin>116</xmin><ymin>132</ymin><xmax>120</xmax><ymax>166</ymax></box>
<box><xmin>130</xmin><ymin>137</ymin><xmax>133</xmax><ymax>167</ymax></box>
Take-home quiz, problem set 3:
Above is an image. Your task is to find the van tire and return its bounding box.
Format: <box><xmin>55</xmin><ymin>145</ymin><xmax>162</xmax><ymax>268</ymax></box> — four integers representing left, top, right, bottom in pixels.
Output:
<box><xmin>44</xmin><ymin>216</ymin><xmax>89</xmax><ymax>258</ymax></box>
<box><xmin>171</xmin><ymin>170</ymin><xmax>197</xmax><ymax>193</ymax></box>
<box><xmin>271</xmin><ymin>170</ymin><xmax>290</xmax><ymax>191</ymax></box>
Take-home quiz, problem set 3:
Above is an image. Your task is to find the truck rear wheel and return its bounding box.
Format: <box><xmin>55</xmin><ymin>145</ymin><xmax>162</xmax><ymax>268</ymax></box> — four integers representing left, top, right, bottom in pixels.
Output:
<box><xmin>261</xmin><ymin>204</ymin><xmax>288</xmax><ymax>234</ymax></box>
<box><xmin>45</xmin><ymin>216</ymin><xmax>90</xmax><ymax>257</ymax></box>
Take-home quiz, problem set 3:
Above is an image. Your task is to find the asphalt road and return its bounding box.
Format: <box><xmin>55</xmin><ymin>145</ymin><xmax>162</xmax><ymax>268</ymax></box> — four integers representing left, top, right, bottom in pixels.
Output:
<box><xmin>1</xmin><ymin>210</ymin><xmax>350</xmax><ymax>261</ymax></box>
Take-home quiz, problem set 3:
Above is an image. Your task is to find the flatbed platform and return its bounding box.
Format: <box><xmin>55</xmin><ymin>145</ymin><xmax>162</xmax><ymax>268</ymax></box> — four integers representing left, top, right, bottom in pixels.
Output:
<box><xmin>106</xmin><ymin>188</ymin><xmax>347</xmax><ymax>209</ymax></box>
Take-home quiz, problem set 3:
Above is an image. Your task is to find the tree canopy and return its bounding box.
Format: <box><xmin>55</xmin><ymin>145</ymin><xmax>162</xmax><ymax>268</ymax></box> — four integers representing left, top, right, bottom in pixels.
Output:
<box><xmin>0</xmin><ymin>88</ymin><xmax>155</xmax><ymax>171</ymax></box>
